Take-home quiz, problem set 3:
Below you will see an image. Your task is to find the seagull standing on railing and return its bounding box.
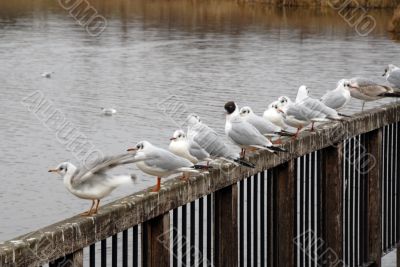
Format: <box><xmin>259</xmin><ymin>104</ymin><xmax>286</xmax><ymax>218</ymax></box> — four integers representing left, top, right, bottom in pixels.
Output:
<box><xmin>263</xmin><ymin>100</ymin><xmax>289</xmax><ymax>130</ymax></box>
<box><xmin>127</xmin><ymin>141</ymin><xmax>208</xmax><ymax>192</ymax></box>
<box><xmin>239</xmin><ymin>106</ymin><xmax>294</xmax><ymax>138</ymax></box>
<box><xmin>186</xmin><ymin>114</ymin><xmax>255</xmax><ymax>168</ymax></box>
<box><xmin>169</xmin><ymin>129</ymin><xmax>212</xmax><ymax>164</ymax></box>
<box><xmin>320</xmin><ymin>79</ymin><xmax>352</xmax><ymax>111</ymax></box>
<box><xmin>224</xmin><ymin>101</ymin><xmax>287</xmax><ymax>158</ymax></box>
<box><xmin>48</xmin><ymin>153</ymin><xmax>138</xmax><ymax>216</ymax></box>
<box><xmin>346</xmin><ymin>77</ymin><xmax>400</xmax><ymax>111</ymax></box>
<box><xmin>383</xmin><ymin>64</ymin><xmax>400</xmax><ymax>89</ymax></box>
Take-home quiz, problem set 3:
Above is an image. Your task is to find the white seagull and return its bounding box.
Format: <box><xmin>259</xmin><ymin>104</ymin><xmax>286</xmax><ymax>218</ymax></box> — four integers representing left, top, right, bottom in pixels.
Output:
<box><xmin>224</xmin><ymin>101</ymin><xmax>287</xmax><ymax>158</ymax></box>
<box><xmin>186</xmin><ymin>114</ymin><xmax>255</xmax><ymax>168</ymax></box>
<box><xmin>169</xmin><ymin>129</ymin><xmax>211</xmax><ymax>164</ymax></box>
<box><xmin>41</xmin><ymin>71</ymin><xmax>54</xmax><ymax>78</ymax></box>
<box><xmin>48</xmin><ymin>153</ymin><xmax>138</xmax><ymax>216</ymax></box>
<box><xmin>101</xmin><ymin>107</ymin><xmax>117</xmax><ymax>116</ymax></box>
<box><xmin>240</xmin><ymin>106</ymin><xmax>294</xmax><ymax>137</ymax></box>
<box><xmin>320</xmin><ymin>79</ymin><xmax>352</xmax><ymax>111</ymax></box>
<box><xmin>263</xmin><ymin>100</ymin><xmax>289</xmax><ymax>129</ymax></box>
<box><xmin>276</xmin><ymin>96</ymin><xmax>311</xmax><ymax>138</ymax></box>
<box><xmin>347</xmin><ymin>77</ymin><xmax>400</xmax><ymax>111</ymax></box>
<box><xmin>127</xmin><ymin>141</ymin><xmax>208</xmax><ymax>192</ymax></box>
<box><xmin>383</xmin><ymin>64</ymin><xmax>400</xmax><ymax>89</ymax></box>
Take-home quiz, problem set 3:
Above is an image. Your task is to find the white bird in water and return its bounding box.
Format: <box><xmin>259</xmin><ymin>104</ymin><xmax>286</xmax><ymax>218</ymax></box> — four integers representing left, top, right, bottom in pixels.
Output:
<box><xmin>127</xmin><ymin>141</ymin><xmax>208</xmax><ymax>192</ymax></box>
<box><xmin>224</xmin><ymin>101</ymin><xmax>287</xmax><ymax>158</ymax></box>
<box><xmin>346</xmin><ymin>77</ymin><xmax>400</xmax><ymax>111</ymax></box>
<box><xmin>101</xmin><ymin>107</ymin><xmax>117</xmax><ymax>116</ymax></box>
<box><xmin>383</xmin><ymin>64</ymin><xmax>400</xmax><ymax>89</ymax></box>
<box><xmin>320</xmin><ymin>79</ymin><xmax>352</xmax><ymax>111</ymax></box>
<box><xmin>41</xmin><ymin>71</ymin><xmax>54</xmax><ymax>78</ymax></box>
<box><xmin>169</xmin><ymin>129</ymin><xmax>211</xmax><ymax>164</ymax></box>
<box><xmin>263</xmin><ymin>100</ymin><xmax>289</xmax><ymax>130</ymax></box>
<box><xmin>240</xmin><ymin>106</ymin><xmax>294</xmax><ymax>137</ymax></box>
<box><xmin>186</xmin><ymin>114</ymin><xmax>255</xmax><ymax>168</ymax></box>
<box><xmin>48</xmin><ymin>153</ymin><xmax>138</xmax><ymax>216</ymax></box>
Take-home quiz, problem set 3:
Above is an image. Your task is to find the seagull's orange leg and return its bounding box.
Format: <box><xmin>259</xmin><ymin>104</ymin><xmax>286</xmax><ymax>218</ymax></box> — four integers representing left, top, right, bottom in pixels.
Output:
<box><xmin>80</xmin><ymin>200</ymin><xmax>95</xmax><ymax>216</ymax></box>
<box><xmin>152</xmin><ymin>177</ymin><xmax>161</xmax><ymax>192</ymax></box>
<box><xmin>92</xmin><ymin>199</ymin><xmax>100</xmax><ymax>214</ymax></box>
<box><xmin>310</xmin><ymin>122</ymin><xmax>315</xmax><ymax>132</ymax></box>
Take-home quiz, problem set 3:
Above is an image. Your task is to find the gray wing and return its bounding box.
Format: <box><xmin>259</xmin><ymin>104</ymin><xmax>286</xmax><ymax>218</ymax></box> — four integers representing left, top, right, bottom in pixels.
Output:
<box><xmin>144</xmin><ymin>147</ymin><xmax>193</xmax><ymax>171</ymax></box>
<box><xmin>320</xmin><ymin>90</ymin><xmax>347</xmax><ymax>110</ymax></box>
<box><xmin>190</xmin><ymin>122</ymin><xmax>238</xmax><ymax>159</ymax></box>
<box><xmin>229</xmin><ymin>118</ymin><xmax>271</xmax><ymax>147</ymax></box>
<box><xmin>351</xmin><ymin>77</ymin><xmax>392</xmax><ymax>96</ymax></box>
<box><xmin>388</xmin><ymin>70</ymin><xmax>400</xmax><ymax>88</ymax></box>
<box><xmin>188</xmin><ymin>140</ymin><xmax>210</xmax><ymax>160</ymax></box>
<box><xmin>303</xmin><ymin>98</ymin><xmax>338</xmax><ymax>118</ymax></box>
<box><xmin>72</xmin><ymin>153</ymin><xmax>137</xmax><ymax>185</ymax></box>
<box><xmin>286</xmin><ymin>104</ymin><xmax>311</xmax><ymax>121</ymax></box>
<box><xmin>247</xmin><ymin>114</ymin><xmax>280</xmax><ymax>134</ymax></box>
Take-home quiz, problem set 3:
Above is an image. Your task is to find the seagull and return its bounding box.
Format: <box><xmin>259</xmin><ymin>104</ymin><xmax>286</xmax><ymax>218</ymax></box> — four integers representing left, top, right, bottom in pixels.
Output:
<box><xmin>41</xmin><ymin>72</ymin><xmax>54</xmax><ymax>78</ymax></box>
<box><xmin>224</xmin><ymin>101</ymin><xmax>287</xmax><ymax>158</ymax></box>
<box><xmin>186</xmin><ymin>114</ymin><xmax>255</xmax><ymax>168</ymax></box>
<box><xmin>320</xmin><ymin>79</ymin><xmax>352</xmax><ymax>111</ymax></box>
<box><xmin>101</xmin><ymin>107</ymin><xmax>117</xmax><ymax>116</ymax></box>
<box><xmin>127</xmin><ymin>141</ymin><xmax>208</xmax><ymax>192</ymax></box>
<box><xmin>383</xmin><ymin>64</ymin><xmax>400</xmax><ymax>89</ymax></box>
<box><xmin>295</xmin><ymin>85</ymin><xmax>343</xmax><ymax>130</ymax></box>
<box><xmin>239</xmin><ymin>106</ymin><xmax>294</xmax><ymax>139</ymax></box>
<box><xmin>263</xmin><ymin>100</ymin><xmax>289</xmax><ymax>129</ymax></box>
<box><xmin>169</xmin><ymin>129</ymin><xmax>211</xmax><ymax>164</ymax></box>
<box><xmin>275</xmin><ymin>96</ymin><xmax>311</xmax><ymax>138</ymax></box>
<box><xmin>347</xmin><ymin>77</ymin><xmax>400</xmax><ymax>111</ymax></box>
<box><xmin>48</xmin><ymin>153</ymin><xmax>138</xmax><ymax>216</ymax></box>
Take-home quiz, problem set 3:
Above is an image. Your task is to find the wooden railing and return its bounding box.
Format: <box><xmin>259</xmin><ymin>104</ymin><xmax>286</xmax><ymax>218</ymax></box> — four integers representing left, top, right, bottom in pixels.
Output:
<box><xmin>1</xmin><ymin>103</ymin><xmax>400</xmax><ymax>267</ymax></box>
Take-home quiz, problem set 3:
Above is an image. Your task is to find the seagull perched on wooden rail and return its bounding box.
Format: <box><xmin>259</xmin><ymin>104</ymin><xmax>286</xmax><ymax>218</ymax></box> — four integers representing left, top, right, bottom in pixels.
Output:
<box><xmin>48</xmin><ymin>153</ymin><xmax>138</xmax><ymax>216</ymax></box>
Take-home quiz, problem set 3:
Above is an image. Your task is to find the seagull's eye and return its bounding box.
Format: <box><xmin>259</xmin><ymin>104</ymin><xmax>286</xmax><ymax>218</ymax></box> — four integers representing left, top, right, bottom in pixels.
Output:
<box><xmin>136</xmin><ymin>144</ymin><xmax>141</xmax><ymax>149</ymax></box>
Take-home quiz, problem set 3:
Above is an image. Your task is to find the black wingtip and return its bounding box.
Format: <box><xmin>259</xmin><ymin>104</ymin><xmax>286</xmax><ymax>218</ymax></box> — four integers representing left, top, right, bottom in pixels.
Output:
<box><xmin>381</xmin><ymin>92</ymin><xmax>400</xmax><ymax>97</ymax></box>
<box><xmin>234</xmin><ymin>158</ymin><xmax>256</xmax><ymax>168</ymax></box>
<box><xmin>276</xmin><ymin>130</ymin><xmax>295</xmax><ymax>137</ymax></box>
<box><xmin>193</xmin><ymin>165</ymin><xmax>212</xmax><ymax>170</ymax></box>
<box><xmin>268</xmin><ymin>146</ymin><xmax>288</xmax><ymax>152</ymax></box>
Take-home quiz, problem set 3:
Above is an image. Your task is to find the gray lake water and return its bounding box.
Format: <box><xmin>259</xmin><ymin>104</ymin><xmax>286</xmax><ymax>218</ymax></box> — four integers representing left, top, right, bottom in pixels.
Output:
<box><xmin>0</xmin><ymin>0</ymin><xmax>398</xmax><ymax>264</ymax></box>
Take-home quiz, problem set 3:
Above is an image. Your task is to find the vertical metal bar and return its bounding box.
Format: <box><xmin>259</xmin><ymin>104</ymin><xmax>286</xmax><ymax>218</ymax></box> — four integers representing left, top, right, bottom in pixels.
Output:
<box><xmin>173</xmin><ymin>209</ymin><xmax>178</xmax><ymax>267</ymax></box>
<box><xmin>260</xmin><ymin>171</ymin><xmax>265</xmax><ymax>267</ymax></box>
<box><xmin>254</xmin><ymin>173</ymin><xmax>258</xmax><ymax>265</ymax></box>
<box><xmin>397</xmin><ymin>122</ymin><xmax>400</xmax><ymax>251</ymax></box>
<box><xmin>132</xmin><ymin>225</ymin><xmax>138</xmax><ymax>267</ymax></box>
<box><xmin>383</xmin><ymin>126</ymin><xmax>388</xmax><ymax>251</ymax></box>
<box><xmin>272</xmin><ymin>170</ymin><xmax>279</xmax><ymax>267</ymax></box>
<box><xmin>182</xmin><ymin>204</ymin><xmax>187</xmax><ymax>266</ymax></box>
<box><xmin>207</xmin><ymin>194</ymin><xmax>212</xmax><ymax>266</ymax></box>
<box><xmin>112</xmin><ymin>234</ymin><xmax>117</xmax><ymax>267</ymax></box>
<box><xmin>388</xmin><ymin>125</ymin><xmax>393</xmax><ymax>249</ymax></box>
<box><xmin>101</xmin><ymin>239</ymin><xmax>107</xmax><ymax>267</ymax></box>
<box><xmin>123</xmin><ymin>230</ymin><xmax>128</xmax><ymax>267</ymax></box>
<box><xmin>90</xmin><ymin>244</ymin><xmax>95</xmax><ymax>267</ymax></box>
<box><xmin>190</xmin><ymin>201</ymin><xmax>196</xmax><ymax>267</ymax></box>
<box><xmin>247</xmin><ymin>176</ymin><xmax>252</xmax><ymax>267</ymax></box>
<box><xmin>239</xmin><ymin>180</ymin><xmax>244</xmax><ymax>267</ymax></box>
<box><xmin>349</xmin><ymin>138</ymin><xmax>354</xmax><ymax>266</ymax></box>
<box><xmin>199</xmin><ymin>198</ymin><xmax>204</xmax><ymax>267</ymax></box>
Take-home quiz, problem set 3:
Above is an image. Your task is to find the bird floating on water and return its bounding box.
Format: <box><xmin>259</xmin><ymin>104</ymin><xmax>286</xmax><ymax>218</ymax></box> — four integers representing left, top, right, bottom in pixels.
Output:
<box><xmin>48</xmin><ymin>153</ymin><xmax>138</xmax><ymax>216</ymax></box>
<box><xmin>101</xmin><ymin>107</ymin><xmax>117</xmax><ymax>116</ymax></box>
<box><xmin>41</xmin><ymin>71</ymin><xmax>54</xmax><ymax>78</ymax></box>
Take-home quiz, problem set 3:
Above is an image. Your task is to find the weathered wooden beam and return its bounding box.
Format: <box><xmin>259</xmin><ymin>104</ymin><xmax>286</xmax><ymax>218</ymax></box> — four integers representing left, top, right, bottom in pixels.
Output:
<box><xmin>142</xmin><ymin>213</ymin><xmax>170</xmax><ymax>267</ymax></box>
<box><xmin>1</xmin><ymin>103</ymin><xmax>400</xmax><ymax>266</ymax></box>
<box><xmin>365</xmin><ymin>129</ymin><xmax>382</xmax><ymax>267</ymax></box>
<box><xmin>49</xmin><ymin>249</ymin><xmax>83</xmax><ymax>267</ymax></box>
<box><xmin>274</xmin><ymin>160</ymin><xmax>295</xmax><ymax>267</ymax></box>
<box><xmin>213</xmin><ymin>184</ymin><xmax>238</xmax><ymax>267</ymax></box>
<box><xmin>321</xmin><ymin>144</ymin><xmax>343</xmax><ymax>266</ymax></box>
